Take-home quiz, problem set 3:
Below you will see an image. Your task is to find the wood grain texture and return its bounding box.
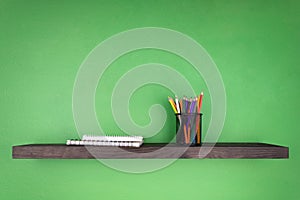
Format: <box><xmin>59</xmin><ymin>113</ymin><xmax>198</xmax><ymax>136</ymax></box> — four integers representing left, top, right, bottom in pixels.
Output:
<box><xmin>12</xmin><ymin>143</ymin><xmax>289</xmax><ymax>159</ymax></box>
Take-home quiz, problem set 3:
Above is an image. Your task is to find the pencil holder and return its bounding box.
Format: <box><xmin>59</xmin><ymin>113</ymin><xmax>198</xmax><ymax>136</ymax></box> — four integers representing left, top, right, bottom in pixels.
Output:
<box><xmin>175</xmin><ymin>113</ymin><xmax>202</xmax><ymax>145</ymax></box>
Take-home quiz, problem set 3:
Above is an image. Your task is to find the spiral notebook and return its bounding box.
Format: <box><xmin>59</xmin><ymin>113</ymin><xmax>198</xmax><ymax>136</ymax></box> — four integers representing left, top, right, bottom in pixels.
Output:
<box><xmin>66</xmin><ymin>135</ymin><xmax>143</xmax><ymax>148</ymax></box>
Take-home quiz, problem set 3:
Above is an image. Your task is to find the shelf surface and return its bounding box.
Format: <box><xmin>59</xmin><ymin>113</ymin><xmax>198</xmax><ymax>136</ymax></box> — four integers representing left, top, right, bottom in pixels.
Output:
<box><xmin>12</xmin><ymin>143</ymin><xmax>289</xmax><ymax>159</ymax></box>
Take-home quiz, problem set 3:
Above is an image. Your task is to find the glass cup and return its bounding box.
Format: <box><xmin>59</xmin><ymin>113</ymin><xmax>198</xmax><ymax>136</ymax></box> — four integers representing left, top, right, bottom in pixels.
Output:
<box><xmin>175</xmin><ymin>113</ymin><xmax>202</xmax><ymax>145</ymax></box>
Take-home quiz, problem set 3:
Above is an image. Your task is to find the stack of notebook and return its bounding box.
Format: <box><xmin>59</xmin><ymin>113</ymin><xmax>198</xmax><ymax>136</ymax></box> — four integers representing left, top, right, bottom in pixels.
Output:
<box><xmin>66</xmin><ymin>135</ymin><xmax>143</xmax><ymax>148</ymax></box>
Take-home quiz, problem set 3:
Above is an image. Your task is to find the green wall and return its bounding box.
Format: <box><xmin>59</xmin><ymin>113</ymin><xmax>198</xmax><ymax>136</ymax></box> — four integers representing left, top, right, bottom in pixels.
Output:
<box><xmin>1</xmin><ymin>0</ymin><xmax>299</xmax><ymax>199</ymax></box>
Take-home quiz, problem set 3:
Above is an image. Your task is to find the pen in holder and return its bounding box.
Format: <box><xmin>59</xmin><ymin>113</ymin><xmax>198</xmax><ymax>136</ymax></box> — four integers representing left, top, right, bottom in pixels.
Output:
<box><xmin>175</xmin><ymin>113</ymin><xmax>203</xmax><ymax>145</ymax></box>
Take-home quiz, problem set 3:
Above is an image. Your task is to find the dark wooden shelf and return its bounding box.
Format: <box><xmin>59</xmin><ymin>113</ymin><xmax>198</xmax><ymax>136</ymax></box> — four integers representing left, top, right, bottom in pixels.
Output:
<box><xmin>12</xmin><ymin>143</ymin><xmax>288</xmax><ymax>159</ymax></box>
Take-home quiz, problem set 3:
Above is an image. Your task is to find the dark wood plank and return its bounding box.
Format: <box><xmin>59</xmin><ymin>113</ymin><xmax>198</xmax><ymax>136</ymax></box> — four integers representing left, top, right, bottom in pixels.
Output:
<box><xmin>12</xmin><ymin>143</ymin><xmax>289</xmax><ymax>159</ymax></box>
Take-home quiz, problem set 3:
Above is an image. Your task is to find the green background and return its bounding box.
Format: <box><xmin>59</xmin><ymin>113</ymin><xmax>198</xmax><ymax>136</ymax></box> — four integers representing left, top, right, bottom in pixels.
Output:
<box><xmin>1</xmin><ymin>0</ymin><xmax>299</xmax><ymax>199</ymax></box>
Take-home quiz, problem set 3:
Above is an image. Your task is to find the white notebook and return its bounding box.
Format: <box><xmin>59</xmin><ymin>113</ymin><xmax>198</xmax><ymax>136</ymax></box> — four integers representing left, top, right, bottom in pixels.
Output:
<box><xmin>66</xmin><ymin>135</ymin><xmax>143</xmax><ymax>148</ymax></box>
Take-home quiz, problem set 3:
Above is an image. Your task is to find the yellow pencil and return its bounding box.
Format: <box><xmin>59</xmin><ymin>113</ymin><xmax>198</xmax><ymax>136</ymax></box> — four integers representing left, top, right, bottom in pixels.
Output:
<box><xmin>197</xmin><ymin>122</ymin><xmax>201</xmax><ymax>144</ymax></box>
<box><xmin>168</xmin><ymin>97</ymin><xmax>178</xmax><ymax>113</ymax></box>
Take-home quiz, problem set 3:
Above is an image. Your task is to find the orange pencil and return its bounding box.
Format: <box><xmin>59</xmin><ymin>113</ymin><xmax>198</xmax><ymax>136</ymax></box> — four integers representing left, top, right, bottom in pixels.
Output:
<box><xmin>187</xmin><ymin>125</ymin><xmax>191</xmax><ymax>143</ymax></box>
<box><xmin>183</xmin><ymin>124</ymin><xmax>188</xmax><ymax>144</ymax></box>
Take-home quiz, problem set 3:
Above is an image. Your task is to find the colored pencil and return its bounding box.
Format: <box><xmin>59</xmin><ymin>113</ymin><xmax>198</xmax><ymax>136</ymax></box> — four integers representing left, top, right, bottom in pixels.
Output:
<box><xmin>168</xmin><ymin>97</ymin><xmax>177</xmax><ymax>113</ymax></box>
